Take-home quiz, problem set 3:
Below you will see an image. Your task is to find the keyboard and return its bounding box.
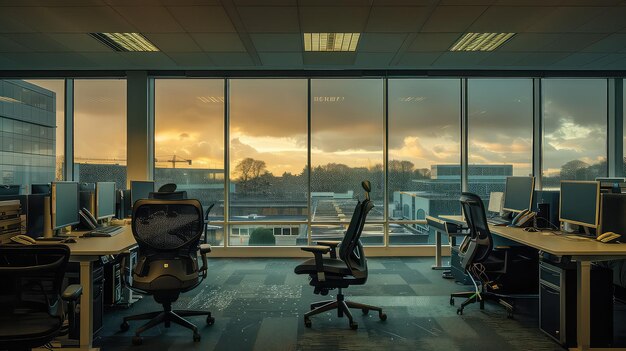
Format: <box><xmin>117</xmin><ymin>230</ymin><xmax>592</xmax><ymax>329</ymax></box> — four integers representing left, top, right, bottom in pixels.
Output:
<box><xmin>487</xmin><ymin>217</ymin><xmax>511</xmax><ymax>226</ymax></box>
<box><xmin>84</xmin><ymin>226</ymin><xmax>124</xmax><ymax>237</ymax></box>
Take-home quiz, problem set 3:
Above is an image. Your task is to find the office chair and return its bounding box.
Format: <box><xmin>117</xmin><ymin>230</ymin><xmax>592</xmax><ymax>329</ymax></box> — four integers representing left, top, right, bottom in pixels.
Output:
<box><xmin>202</xmin><ymin>203</ymin><xmax>215</xmax><ymax>244</ymax></box>
<box><xmin>157</xmin><ymin>183</ymin><xmax>177</xmax><ymax>192</ymax></box>
<box><xmin>149</xmin><ymin>190</ymin><xmax>188</xmax><ymax>200</ymax></box>
<box><xmin>0</xmin><ymin>245</ymin><xmax>82</xmax><ymax>350</ymax></box>
<box><xmin>294</xmin><ymin>181</ymin><xmax>386</xmax><ymax>330</ymax></box>
<box><xmin>450</xmin><ymin>193</ymin><xmax>535</xmax><ymax>317</ymax></box>
<box><xmin>120</xmin><ymin>199</ymin><xmax>214</xmax><ymax>345</ymax></box>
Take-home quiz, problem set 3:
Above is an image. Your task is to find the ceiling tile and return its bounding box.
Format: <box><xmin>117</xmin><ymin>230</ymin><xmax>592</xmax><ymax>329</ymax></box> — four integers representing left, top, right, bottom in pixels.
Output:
<box><xmin>166</xmin><ymin>52</ymin><xmax>213</xmax><ymax>66</ymax></box>
<box><xmin>80</xmin><ymin>52</ymin><xmax>130</xmax><ymax>67</ymax></box>
<box><xmin>43</xmin><ymin>6</ymin><xmax>136</xmax><ymax>32</ymax></box>
<box><xmin>432</xmin><ymin>52</ymin><xmax>492</xmax><ymax>66</ymax></box>
<box><xmin>249</xmin><ymin>33</ymin><xmax>301</xmax><ymax>52</ymax></box>
<box><xmin>359</xmin><ymin>33</ymin><xmax>408</xmax><ymax>52</ymax></box>
<box><xmin>583</xmin><ymin>34</ymin><xmax>626</xmax><ymax>52</ymax></box>
<box><xmin>421</xmin><ymin>6</ymin><xmax>487</xmax><ymax>32</ymax></box>
<box><xmin>258</xmin><ymin>52</ymin><xmax>303</xmax><ymax>66</ymax></box>
<box><xmin>365</xmin><ymin>7</ymin><xmax>430</xmax><ymax>32</ymax></box>
<box><xmin>407</xmin><ymin>33</ymin><xmax>460</xmax><ymax>52</ymax></box>
<box><xmin>575</xmin><ymin>6</ymin><xmax>626</xmax><ymax>33</ymax></box>
<box><xmin>300</xmin><ymin>7</ymin><xmax>370</xmax><ymax>32</ymax></box>
<box><xmin>238</xmin><ymin>7</ymin><xmax>299</xmax><ymax>32</ymax></box>
<box><xmin>0</xmin><ymin>35</ymin><xmax>31</xmax><ymax>52</ymax></box>
<box><xmin>538</xmin><ymin>33</ymin><xmax>607</xmax><ymax>52</ymax></box>
<box><xmin>0</xmin><ymin>0</ymin><xmax>105</xmax><ymax>5</ymax></box>
<box><xmin>46</xmin><ymin>33</ymin><xmax>111</xmax><ymax>52</ymax></box>
<box><xmin>583</xmin><ymin>53</ymin><xmax>626</xmax><ymax>68</ymax></box>
<box><xmin>354</xmin><ymin>52</ymin><xmax>395</xmax><ymax>67</ymax></box>
<box><xmin>373</xmin><ymin>0</ymin><xmax>437</xmax><ymax>5</ymax></box>
<box><xmin>114</xmin><ymin>6</ymin><xmax>184</xmax><ymax>33</ymax></box>
<box><xmin>394</xmin><ymin>52</ymin><xmax>440</xmax><ymax>66</ymax></box>
<box><xmin>118</xmin><ymin>52</ymin><xmax>177</xmax><ymax>67</ymax></box>
<box><xmin>498</xmin><ymin>33</ymin><xmax>560</xmax><ymax>52</ymax></box>
<box><xmin>468</xmin><ymin>6</ymin><xmax>554</xmax><ymax>33</ymax></box>
<box><xmin>553</xmin><ymin>53</ymin><xmax>608</xmax><ymax>67</ymax></box>
<box><xmin>144</xmin><ymin>33</ymin><xmax>202</xmax><ymax>52</ymax></box>
<box><xmin>303</xmin><ymin>52</ymin><xmax>356</xmax><ymax>65</ymax></box>
<box><xmin>234</xmin><ymin>0</ymin><xmax>296</xmax><ymax>4</ymax></box>
<box><xmin>478</xmin><ymin>52</ymin><xmax>530</xmax><ymax>66</ymax></box>
<box><xmin>168</xmin><ymin>6</ymin><xmax>236</xmax><ymax>32</ymax></box>
<box><xmin>0</xmin><ymin>7</ymin><xmax>41</xmax><ymax>33</ymax></box>
<box><xmin>2</xmin><ymin>52</ymin><xmax>94</xmax><ymax>68</ymax></box>
<box><xmin>2</xmin><ymin>33</ymin><xmax>70</xmax><ymax>52</ymax></box>
<box><xmin>298</xmin><ymin>0</ymin><xmax>372</xmax><ymax>5</ymax></box>
<box><xmin>191</xmin><ymin>33</ymin><xmax>246</xmax><ymax>52</ymax></box>
<box><xmin>159</xmin><ymin>0</ymin><xmax>221</xmax><ymax>4</ymax></box>
<box><xmin>207</xmin><ymin>52</ymin><xmax>254</xmax><ymax>66</ymax></box>
<box><xmin>514</xmin><ymin>52</ymin><xmax>569</xmax><ymax>66</ymax></box>
<box><xmin>526</xmin><ymin>7</ymin><xmax>606</xmax><ymax>32</ymax></box>
<box><xmin>439</xmin><ymin>0</ymin><xmax>494</xmax><ymax>5</ymax></box>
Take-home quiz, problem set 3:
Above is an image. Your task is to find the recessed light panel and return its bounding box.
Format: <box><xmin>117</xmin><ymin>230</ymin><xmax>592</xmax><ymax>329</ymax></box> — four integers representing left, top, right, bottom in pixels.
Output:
<box><xmin>449</xmin><ymin>33</ymin><xmax>515</xmax><ymax>52</ymax></box>
<box><xmin>304</xmin><ymin>33</ymin><xmax>360</xmax><ymax>52</ymax></box>
<box><xmin>90</xmin><ymin>33</ymin><xmax>159</xmax><ymax>52</ymax></box>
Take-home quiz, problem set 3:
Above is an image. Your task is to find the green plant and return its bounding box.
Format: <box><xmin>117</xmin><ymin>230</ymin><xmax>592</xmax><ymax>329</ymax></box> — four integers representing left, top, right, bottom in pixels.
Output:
<box><xmin>248</xmin><ymin>227</ymin><xmax>276</xmax><ymax>246</ymax></box>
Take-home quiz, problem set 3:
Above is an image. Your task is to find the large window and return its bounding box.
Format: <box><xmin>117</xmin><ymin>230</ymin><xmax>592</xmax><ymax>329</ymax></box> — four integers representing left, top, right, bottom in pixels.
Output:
<box><xmin>388</xmin><ymin>79</ymin><xmax>461</xmax><ymax>245</ymax></box>
<box><xmin>311</xmin><ymin>79</ymin><xmax>384</xmax><ymax>245</ymax></box>
<box><xmin>543</xmin><ymin>79</ymin><xmax>607</xmax><ymax>189</ymax></box>
<box><xmin>154</xmin><ymin>79</ymin><xmax>225</xmax><ymax>244</ymax></box>
<box><xmin>468</xmin><ymin>79</ymin><xmax>533</xmax><ymax>205</ymax></box>
<box><xmin>229</xmin><ymin>79</ymin><xmax>308</xmax><ymax>246</ymax></box>
<box><xmin>74</xmin><ymin>79</ymin><xmax>127</xmax><ymax>189</ymax></box>
<box><xmin>0</xmin><ymin>80</ymin><xmax>62</xmax><ymax>190</ymax></box>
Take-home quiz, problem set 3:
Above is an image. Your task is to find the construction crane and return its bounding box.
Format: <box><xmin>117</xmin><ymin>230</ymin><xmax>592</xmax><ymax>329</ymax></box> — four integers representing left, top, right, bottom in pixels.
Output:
<box><xmin>154</xmin><ymin>155</ymin><xmax>192</xmax><ymax>169</ymax></box>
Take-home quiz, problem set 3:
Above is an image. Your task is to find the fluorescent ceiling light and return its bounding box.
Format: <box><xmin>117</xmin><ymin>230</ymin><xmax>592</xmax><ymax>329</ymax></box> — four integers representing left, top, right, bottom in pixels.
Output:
<box><xmin>399</xmin><ymin>97</ymin><xmax>426</xmax><ymax>102</ymax></box>
<box><xmin>90</xmin><ymin>33</ymin><xmax>159</xmax><ymax>52</ymax></box>
<box><xmin>0</xmin><ymin>96</ymin><xmax>21</xmax><ymax>103</ymax></box>
<box><xmin>197</xmin><ymin>96</ymin><xmax>224</xmax><ymax>103</ymax></box>
<box><xmin>449</xmin><ymin>33</ymin><xmax>515</xmax><ymax>52</ymax></box>
<box><xmin>304</xmin><ymin>33</ymin><xmax>360</xmax><ymax>52</ymax></box>
<box><xmin>313</xmin><ymin>96</ymin><xmax>345</xmax><ymax>102</ymax></box>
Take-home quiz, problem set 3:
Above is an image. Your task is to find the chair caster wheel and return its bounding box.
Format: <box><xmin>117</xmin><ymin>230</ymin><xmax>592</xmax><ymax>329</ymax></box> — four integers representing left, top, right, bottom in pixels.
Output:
<box><xmin>450</xmin><ymin>297</ymin><xmax>455</xmax><ymax>306</ymax></box>
<box><xmin>457</xmin><ymin>308</ymin><xmax>463</xmax><ymax>315</ymax></box>
<box><xmin>379</xmin><ymin>313</ymin><xmax>387</xmax><ymax>321</ymax></box>
<box><xmin>132</xmin><ymin>336</ymin><xmax>142</xmax><ymax>345</ymax></box>
<box><xmin>120</xmin><ymin>321</ymin><xmax>129</xmax><ymax>332</ymax></box>
<box><xmin>304</xmin><ymin>318</ymin><xmax>312</xmax><ymax>328</ymax></box>
<box><xmin>361</xmin><ymin>308</ymin><xmax>369</xmax><ymax>315</ymax></box>
<box><xmin>506</xmin><ymin>310</ymin><xmax>514</xmax><ymax>319</ymax></box>
<box><xmin>349</xmin><ymin>322</ymin><xmax>358</xmax><ymax>330</ymax></box>
<box><xmin>193</xmin><ymin>333</ymin><xmax>201</xmax><ymax>342</ymax></box>
<box><xmin>206</xmin><ymin>316</ymin><xmax>215</xmax><ymax>325</ymax></box>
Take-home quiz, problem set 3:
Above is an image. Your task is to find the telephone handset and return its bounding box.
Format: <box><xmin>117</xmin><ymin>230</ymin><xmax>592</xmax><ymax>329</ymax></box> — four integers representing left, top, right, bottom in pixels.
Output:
<box><xmin>509</xmin><ymin>209</ymin><xmax>537</xmax><ymax>228</ymax></box>
<box><xmin>79</xmin><ymin>207</ymin><xmax>99</xmax><ymax>230</ymax></box>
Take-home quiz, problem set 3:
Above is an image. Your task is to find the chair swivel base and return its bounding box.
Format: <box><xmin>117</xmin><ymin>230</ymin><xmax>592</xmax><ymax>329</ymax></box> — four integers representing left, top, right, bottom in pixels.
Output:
<box><xmin>304</xmin><ymin>291</ymin><xmax>386</xmax><ymax>330</ymax></box>
<box><xmin>121</xmin><ymin>308</ymin><xmax>214</xmax><ymax>345</ymax></box>
<box><xmin>450</xmin><ymin>290</ymin><xmax>514</xmax><ymax>318</ymax></box>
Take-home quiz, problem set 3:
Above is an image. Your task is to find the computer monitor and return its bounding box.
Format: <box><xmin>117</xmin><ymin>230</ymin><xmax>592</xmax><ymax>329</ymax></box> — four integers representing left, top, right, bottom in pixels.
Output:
<box><xmin>559</xmin><ymin>181</ymin><xmax>600</xmax><ymax>229</ymax></box>
<box><xmin>51</xmin><ymin>181</ymin><xmax>80</xmax><ymax>230</ymax></box>
<box><xmin>596</xmin><ymin>177</ymin><xmax>626</xmax><ymax>194</ymax></box>
<box><xmin>502</xmin><ymin>176</ymin><xmax>535</xmax><ymax>213</ymax></box>
<box><xmin>599</xmin><ymin>193</ymin><xmax>626</xmax><ymax>236</ymax></box>
<box><xmin>96</xmin><ymin>182</ymin><xmax>116</xmax><ymax>220</ymax></box>
<box><xmin>31</xmin><ymin>183</ymin><xmax>50</xmax><ymax>194</ymax></box>
<box><xmin>130</xmin><ymin>181</ymin><xmax>155</xmax><ymax>206</ymax></box>
<box><xmin>487</xmin><ymin>192</ymin><xmax>503</xmax><ymax>214</ymax></box>
<box><xmin>0</xmin><ymin>185</ymin><xmax>20</xmax><ymax>196</ymax></box>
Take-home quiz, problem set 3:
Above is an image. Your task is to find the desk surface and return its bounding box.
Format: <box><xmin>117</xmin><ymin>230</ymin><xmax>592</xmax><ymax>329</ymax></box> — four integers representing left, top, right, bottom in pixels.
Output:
<box><xmin>36</xmin><ymin>225</ymin><xmax>137</xmax><ymax>257</ymax></box>
<box><xmin>441</xmin><ymin>215</ymin><xmax>626</xmax><ymax>257</ymax></box>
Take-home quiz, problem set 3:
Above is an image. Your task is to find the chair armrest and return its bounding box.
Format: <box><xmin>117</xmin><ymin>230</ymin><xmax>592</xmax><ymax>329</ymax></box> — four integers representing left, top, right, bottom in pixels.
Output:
<box><xmin>198</xmin><ymin>244</ymin><xmax>211</xmax><ymax>279</ymax></box>
<box><xmin>301</xmin><ymin>245</ymin><xmax>331</xmax><ymax>254</ymax></box>
<box><xmin>315</xmin><ymin>240</ymin><xmax>340</xmax><ymax>258</ymax></box>
<box><xmin>61</xmin><ymin>284</ymin><xmax>82</xmax><ymax>301</ymax></box>
<box><xmin>494</xmin><ymin>245</ymin><xmax>511</xmax><ymax>250</ymax></box>
<box><xmin>301</xmin><ymin>246</ymin><xmax>331</xmax><ymax>281</ymax></box>
<box><xmin>200</xmin><ymin>244</ymin><xmax>211</xmax><ymax>255</ymax></box>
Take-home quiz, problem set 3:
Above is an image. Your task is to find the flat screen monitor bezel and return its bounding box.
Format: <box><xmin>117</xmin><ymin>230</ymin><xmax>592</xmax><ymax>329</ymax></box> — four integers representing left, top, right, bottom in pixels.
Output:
<box><xmin>559</xmin><ymin>180</ymin><xmax>600</xmax><ymax>229</ymax></box>
<box><xmin>502</xmin><ymin>176</ymin><xmax>535</xmax><ymax>213</ymax></box>
<box><xmin>51</xmin><ymin>181</ymin><xmax>80</xmax><ymax>230</ymax></box>
<box><xmin>130</xmin><ymin>180</ymin><xmax>155</xmax><ymax>205</ymax></box>
<box><xmin>95</xmin><ymin>181</ymin><xmax>116</xmax><ymax>220</ymax></box>
<box><xmin>31</xmin><ymin>183</ymin><xmax>50</xmax><ymax>195</ymax></box>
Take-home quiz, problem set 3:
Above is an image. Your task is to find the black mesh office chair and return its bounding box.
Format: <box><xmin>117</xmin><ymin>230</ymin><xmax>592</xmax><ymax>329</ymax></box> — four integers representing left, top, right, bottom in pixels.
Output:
<box><xmin>294</xmin><ymin>181</ymin><xmax>386</xmax><ymax>330</ymax></box>
<box><xmin>120</xmin><ymin>199</ymin><xmax>214</xmax><ymax>345</ymax></box>
<box><xmin>450</xmin><ymin>192</ymin><xmax>535</xmax><ymax>317</ymax></box>
<box><xmin>0</xmin><ymin>245</ymin><xmax>82</xmax><ymax>351</ymax></box>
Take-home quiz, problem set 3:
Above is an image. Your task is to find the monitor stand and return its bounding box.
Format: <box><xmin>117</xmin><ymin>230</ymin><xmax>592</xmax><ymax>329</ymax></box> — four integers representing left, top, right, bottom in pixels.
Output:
<box><xmin>42</xmin><ymin>196</ymin><xmax>53</xmax><ymax>238</ymax></box>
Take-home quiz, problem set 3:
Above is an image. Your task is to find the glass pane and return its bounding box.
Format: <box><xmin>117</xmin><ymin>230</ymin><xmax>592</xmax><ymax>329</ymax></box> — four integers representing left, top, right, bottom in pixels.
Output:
<box><xmin>543</xmin><ymin>79</ymin><xmax>607</xmax><ymax>189</ymax></box>
<box><xmin>74</xmin><ymin>79</ymin><xmax>127</xmax><ymax>189</ymax></box>
<box><xmin>388</xmin><ymin>79</ymin><xmax>461</xmax><ymax>245</ymax></box>
<box><xmin>311</xmin><ymin>224</ymin><xmax>383</xmax><ymax>246</ymax></box>
<box><xmin>229</xmin><ymin>79</ymin><xmax>308</xmax><ymax>228</ymax></box>
<box><xmin>229</xmin><ymin>224</ymin><xmax>308</xmax><ymax>246</ymax></box>
<box><xmin>468</xmin><ymin>79</ymin><xmax>533</xmax><ymax>207</ymax></box>
<box><xmin>310</xmin><ymin>79</ymin><xmax>384</xmax><ymax>229</ymax></box>
<box><xmin>0</xmin><ymin>79</ymin><xmax>62</xmax><ymax>190</ymax></box>
<box><xmin>154</xmin><ymin>79</ymin><xmax>225</xmax><ymax>225</ymax></box>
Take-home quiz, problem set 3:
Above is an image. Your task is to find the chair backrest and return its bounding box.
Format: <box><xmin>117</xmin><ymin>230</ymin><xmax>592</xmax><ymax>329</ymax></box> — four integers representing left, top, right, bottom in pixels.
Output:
<box><xmin>459</xmin><ymin>192</ymin><xmax>493</xmax><ymax>264</ymax></box>
<box><xmin>149</xmin><ymin>190</ymin><xmax>188</xmax><ymax>200</ymax></box>
<box><xmin>132</xmin><ymin>199</ymin><xmax>204</xmax><ymax>258</ymax></box>
<box><xmin>338</xmin><ymin>181</ymin><xmax>374</xmax><ymax>278</ymax></box>
<box><xmin>0</xmin><ymin>245</ymin><xmax>69</xmax><ymax>330</ymax></box>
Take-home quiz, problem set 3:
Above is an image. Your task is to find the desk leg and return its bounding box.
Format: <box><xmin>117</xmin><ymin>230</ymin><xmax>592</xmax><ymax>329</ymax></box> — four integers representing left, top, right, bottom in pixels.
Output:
<box><xmin>79</xmin><ymin>260</ymin><xmax>96</xmax><ymax>351</ymax></box>
<box><xmin>432</xmin><ymin>230</ymin><xmax>450</xmax><ymax>270</ymax></box>
<box><xmin>576</xmin><ymin>260</ymin><xmax>591</xmax><ymax>351</ymax></box>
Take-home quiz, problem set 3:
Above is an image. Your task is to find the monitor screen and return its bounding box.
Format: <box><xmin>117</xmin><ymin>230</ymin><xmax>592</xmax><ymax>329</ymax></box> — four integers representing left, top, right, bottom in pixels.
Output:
<box><xmin>96</xmin><ymin>182</ymin><xmax>116</xmax><ymax>220</ymax></box>
<box><xmin>31</xmin><ymin>183</ymin><xmax>50</xmax><ymax>194</ymax></box>
<box><xmin>0</xmin><ymin>185</ymin><xmax>20</xmax><ymax>196</ymax></box>
<box><xmin>131</xmin><ymin>181</ymin><xmax>154</xmax><ymax>205</ymax></box>
<box><xmin>599</xmin><ymin>193</ymin><xmax>626</xmax><ymax>235</ymax></box>
<box><xmin>559</xmin><ymin>181</ymin><xmax>599</xmax><ymax>229</ymax></box>
<box><xmin>51</xmin><ymin>181</ymin><xmax>80</xmax><ymax>230</ymax></box>
<box><xmin>487</xmin><ymin>192</ymin><xmax>503</xmax><ymax>213</ymax></box>
<box><xmin>502</xmin><ymin>176</ymin><xmax>535</xmax><ymax>213</ymax></box>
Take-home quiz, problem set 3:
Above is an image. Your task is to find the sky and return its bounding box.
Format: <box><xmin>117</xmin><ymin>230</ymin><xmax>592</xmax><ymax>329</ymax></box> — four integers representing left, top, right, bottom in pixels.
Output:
<box><xmin>20</xmin><ymin>78</ymin><xmax>612</xmax><ymax>179</ymax></box>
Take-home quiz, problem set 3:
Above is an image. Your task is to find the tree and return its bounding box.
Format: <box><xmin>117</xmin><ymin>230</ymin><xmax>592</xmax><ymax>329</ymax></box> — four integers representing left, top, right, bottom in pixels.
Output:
<box><xmin>560</xmin><ymin>159</ymin><xmax>590</xmax><ymax>180</ymax></box>
<box><xmin>234</xmin><ymin>158</ymin><xmax>267</xmax><ymax>181</ymax></box>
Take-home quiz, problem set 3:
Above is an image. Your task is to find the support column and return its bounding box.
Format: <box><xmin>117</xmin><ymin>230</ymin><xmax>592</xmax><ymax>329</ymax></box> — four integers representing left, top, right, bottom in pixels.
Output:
<box><xmin>126</xmin><ymin>71</ymin><xmax>151</xmax><ymax>187</ymax></box>
<box><xmin>64</xmin><ymin>79</ymin><xmax>74</xmax><ymax>181</ymax></box>
<box><xmin>461</xmin><ymin>79</ymin><xmax>468</xmax><ymax>192</ymax></box>
<box><xmin>533</xmin><ymin>78</ymin><xmax>543</xmax><ymax>189</ymax></box>
<box><xmin>608</xmin><ymin>78</ymin><xmax>623</xmax><ymax>177</ymax></box>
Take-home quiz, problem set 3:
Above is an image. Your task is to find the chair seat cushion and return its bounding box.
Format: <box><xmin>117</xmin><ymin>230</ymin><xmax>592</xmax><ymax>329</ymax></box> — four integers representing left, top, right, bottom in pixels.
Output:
<box><xmin>294</xmin><ymin>258</ymin><xmax>351</xmax><ymax>276</ymax></box>
<box><xmin>0</xmin><ymin>311</ymin><xmax>61</xmax><ymax>348</ymax></box>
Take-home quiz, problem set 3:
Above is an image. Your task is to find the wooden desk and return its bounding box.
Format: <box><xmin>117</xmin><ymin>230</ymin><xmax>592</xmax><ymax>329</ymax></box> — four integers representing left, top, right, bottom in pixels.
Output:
<box><xmin>441</xmin><ymin>215</ymin><xmax>626</xmax><ymax>351</ymax></box>
<box><xmin>38</xmin><ymin>226</ymin><xmax>137</xmax><ymax>351</ymax></box>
